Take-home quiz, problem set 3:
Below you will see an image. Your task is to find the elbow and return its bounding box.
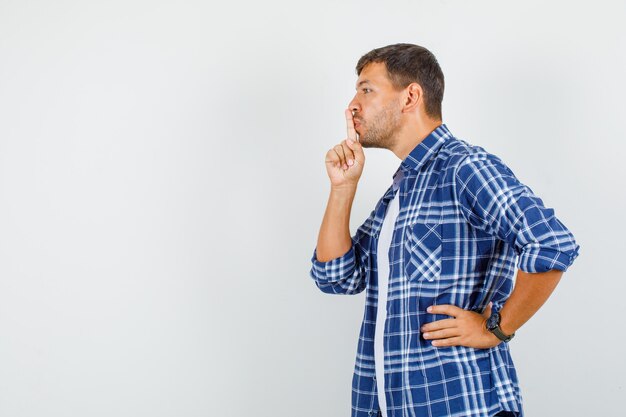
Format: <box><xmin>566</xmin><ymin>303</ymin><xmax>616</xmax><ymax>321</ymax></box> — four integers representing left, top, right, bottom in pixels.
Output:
<box><xmin>308</xmin><ymin>265</ymin><xmax>366</xmax><ymax>295</ymax></box>
<box><xmin>518</xmin><ymin>242</ymin><xmax>580</xmax><ymax>273</ymax></box>
<box><xmin>308</xmin><ymin>243</ymin><xmax>367</xmax><ymax>295</ymax></box>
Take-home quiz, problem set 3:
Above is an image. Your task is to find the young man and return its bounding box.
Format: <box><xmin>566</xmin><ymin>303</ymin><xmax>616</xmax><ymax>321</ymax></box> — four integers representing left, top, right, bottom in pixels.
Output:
<box><xmin>309</xmin><ymin>43</ymin><xmax>580</xmax><ymax>417</ymax></box>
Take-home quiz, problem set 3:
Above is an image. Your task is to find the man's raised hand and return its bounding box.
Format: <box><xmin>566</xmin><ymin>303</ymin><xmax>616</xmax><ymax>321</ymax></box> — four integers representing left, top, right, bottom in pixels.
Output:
<box><xmin>324</xmin><ymin>109</ymin><xmax>365</xmax><ymax>189</ymax></box>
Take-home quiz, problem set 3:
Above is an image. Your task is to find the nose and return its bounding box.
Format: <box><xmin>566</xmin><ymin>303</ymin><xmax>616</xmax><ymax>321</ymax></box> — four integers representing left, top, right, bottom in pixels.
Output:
<box><xmin>348</xmin><ymin>95</ymin><xmax>360</xmax><ymax>114</ymax></box>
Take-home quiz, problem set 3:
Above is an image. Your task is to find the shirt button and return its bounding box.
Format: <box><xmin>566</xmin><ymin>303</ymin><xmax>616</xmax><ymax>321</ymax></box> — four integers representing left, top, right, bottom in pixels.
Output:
<box><xmin>373</xmin><ymin>376</ymin><xmax>376</xmax><ymax>381</ymax></box>
<box><xmin>368</xmin><ymin>412</ymin><xmax>373</xmax><ymax>416</ymax></box>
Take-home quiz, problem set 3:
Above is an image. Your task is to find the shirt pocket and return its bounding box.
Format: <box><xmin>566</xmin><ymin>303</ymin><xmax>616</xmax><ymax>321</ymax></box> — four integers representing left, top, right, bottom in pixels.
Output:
<box><xmin>403</xmin><ymin>221</ymin><xmax>442</xmax><ymax>283</ymax></box>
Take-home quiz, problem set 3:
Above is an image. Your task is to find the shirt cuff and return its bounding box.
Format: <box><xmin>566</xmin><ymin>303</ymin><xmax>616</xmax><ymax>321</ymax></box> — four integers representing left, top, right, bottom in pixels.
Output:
<box><xmin>517</xmin><ymin>243</ymin><xmax>580</xmax><ymax>273</ymax></box>
<box><xmin>309</xmin><ymin>243</ymin><xmax>357</xmax><ymax>283</ymax></box>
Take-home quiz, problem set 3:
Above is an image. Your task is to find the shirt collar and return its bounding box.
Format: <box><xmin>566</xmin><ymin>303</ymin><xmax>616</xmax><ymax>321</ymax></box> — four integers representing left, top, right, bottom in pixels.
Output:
<box><xmin>397</xmin><ymin>123</ymin><xmax>452</xmax><ymax>174</ymax></box>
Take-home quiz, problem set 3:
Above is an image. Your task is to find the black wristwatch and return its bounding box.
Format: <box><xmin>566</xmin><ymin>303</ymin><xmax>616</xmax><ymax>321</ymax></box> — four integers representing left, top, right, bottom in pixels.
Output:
<box><xmin>485</xmin><ymin>312</ymin><xmax>515</xmax><ymax>342</ymax></box>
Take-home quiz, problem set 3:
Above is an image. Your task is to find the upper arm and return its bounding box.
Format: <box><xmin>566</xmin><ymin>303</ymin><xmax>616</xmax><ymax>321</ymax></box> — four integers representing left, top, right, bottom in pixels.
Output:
<box><xmin>453</xmin><ymin>154</ymin><xmax>580</xmax><ymax>272</ymax></box>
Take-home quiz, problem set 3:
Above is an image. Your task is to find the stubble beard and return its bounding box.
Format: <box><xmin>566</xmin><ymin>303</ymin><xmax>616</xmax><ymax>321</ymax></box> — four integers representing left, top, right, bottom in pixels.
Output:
<box><xmin>357</xmin><ymin>101</ymin><xmax>402</xmax><ymax>150</ymax></box>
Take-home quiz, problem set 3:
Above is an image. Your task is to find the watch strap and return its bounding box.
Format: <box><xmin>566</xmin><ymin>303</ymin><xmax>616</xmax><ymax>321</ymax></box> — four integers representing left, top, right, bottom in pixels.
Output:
<box><xmin>491</xmin><ymin>325</ymin><xmax>514</xmax><ymax>342</ymax></box>
<box><xmin>486</xmin><ymin>312</ymin><xmax>515</xmax><ymax>342</ymax></box>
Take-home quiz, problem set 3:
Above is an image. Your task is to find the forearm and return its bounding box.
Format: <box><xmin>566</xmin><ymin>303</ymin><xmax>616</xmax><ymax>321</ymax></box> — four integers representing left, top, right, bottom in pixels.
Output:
<box><xmin>315</xmin><ymin>185</ymin><xmax>357</xmax><ymax>262</ymax></box>
<box><xmin>422</xmin><ymin>268</ymin><xmax>565</xmax><ymax>348</ymax></box>
<box><xmin>498</xmin><ymin>268</ymin><xmax>564</xmax><ymax>336</ymax></box>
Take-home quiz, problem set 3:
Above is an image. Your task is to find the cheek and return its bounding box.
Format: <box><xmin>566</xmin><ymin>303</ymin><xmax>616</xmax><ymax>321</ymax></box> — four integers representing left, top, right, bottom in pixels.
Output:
<box><xmin>360</xmin><ymin>107</ymin><xmax>374</xmax><ymax>121</ymax></box>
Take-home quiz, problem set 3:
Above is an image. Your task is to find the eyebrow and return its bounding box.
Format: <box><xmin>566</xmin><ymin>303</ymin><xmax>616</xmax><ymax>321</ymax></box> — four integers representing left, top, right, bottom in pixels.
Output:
<box><xmin>355</xmin><ymin>80</ymin><xmax>372</xmax><ymax>89</ymax></box>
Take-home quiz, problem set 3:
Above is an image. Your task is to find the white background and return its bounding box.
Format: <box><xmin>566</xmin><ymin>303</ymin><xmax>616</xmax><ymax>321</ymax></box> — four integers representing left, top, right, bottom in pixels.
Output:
<box><xmin>1</xmin><ymin>0</ymin><xmax>624</xmax><ymax>415</ymax></box>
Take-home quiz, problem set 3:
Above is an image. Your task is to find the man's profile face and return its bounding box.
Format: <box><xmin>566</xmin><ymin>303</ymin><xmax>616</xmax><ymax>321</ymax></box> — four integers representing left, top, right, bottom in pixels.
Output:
<box><xmin>348</xmin><ymin>62</ymin><xmax>403</xmax><ymax>150</ymax></box>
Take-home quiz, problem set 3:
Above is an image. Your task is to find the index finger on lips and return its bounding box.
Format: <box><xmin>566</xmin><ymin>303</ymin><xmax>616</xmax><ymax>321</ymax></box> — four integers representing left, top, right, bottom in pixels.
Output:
<box><xmin>345</xmin><ymin>109</ymin><xmax>357</xmax><ymax>142</ymax></box>
<box><xmin>341</xmin><ymin>140</ymin><xmax>356</xmax><ymax>161</ymax></box>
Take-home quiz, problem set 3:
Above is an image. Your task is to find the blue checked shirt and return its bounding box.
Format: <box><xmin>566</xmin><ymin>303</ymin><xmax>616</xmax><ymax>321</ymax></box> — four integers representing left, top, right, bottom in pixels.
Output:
<box><xmin>309</xmin><ymin>124</ymin><xmax>580</xmax><ymax>417</ymax></box>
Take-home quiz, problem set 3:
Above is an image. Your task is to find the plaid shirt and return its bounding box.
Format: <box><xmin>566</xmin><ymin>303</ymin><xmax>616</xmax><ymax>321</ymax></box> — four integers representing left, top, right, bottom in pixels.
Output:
<box><xmin>309</xmin><ymin>124</ymin><xmax>580</xmax><ymax>417</ymax></box>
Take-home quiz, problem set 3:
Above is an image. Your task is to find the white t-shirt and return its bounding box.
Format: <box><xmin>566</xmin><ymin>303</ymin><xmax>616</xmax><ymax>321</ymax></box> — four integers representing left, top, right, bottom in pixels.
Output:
<box><xmin>374</xmin><ymin>179</ymin><xmax>401</xmax><ymax>417</ymax></box>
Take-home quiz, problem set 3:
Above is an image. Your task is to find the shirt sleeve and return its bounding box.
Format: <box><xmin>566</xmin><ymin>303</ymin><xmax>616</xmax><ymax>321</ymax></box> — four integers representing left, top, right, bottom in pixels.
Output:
<box><xmin>309</xmin><ymin>208</ymin><xmax>376</xmax><ymax>295</ymax></box>
<box><xmin>453</xmin><ymin>153</ymin><xmax>580</xmax><ymax>273</ymax></box>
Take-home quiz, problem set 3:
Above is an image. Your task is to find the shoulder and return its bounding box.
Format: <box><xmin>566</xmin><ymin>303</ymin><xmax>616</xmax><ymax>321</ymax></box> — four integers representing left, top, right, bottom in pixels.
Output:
<box><xmin>438</xmin><ymin>135</ymin><xmax>513</xmax><ymax>179</ymax></box>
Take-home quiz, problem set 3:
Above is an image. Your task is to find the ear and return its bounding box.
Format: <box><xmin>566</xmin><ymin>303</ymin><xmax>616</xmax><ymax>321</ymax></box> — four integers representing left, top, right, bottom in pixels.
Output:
<box><xmin>402</xmin><ymin>82</ymin><xmax>422</xmax><ymax>113</ymax></box>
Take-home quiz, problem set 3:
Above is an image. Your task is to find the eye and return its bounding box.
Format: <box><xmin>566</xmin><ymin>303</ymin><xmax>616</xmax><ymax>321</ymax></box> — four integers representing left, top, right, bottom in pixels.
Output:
<box><xmin>362</xmin><ymin>88</ymin><xmax>371</xmax><ymax>94</ymax></box>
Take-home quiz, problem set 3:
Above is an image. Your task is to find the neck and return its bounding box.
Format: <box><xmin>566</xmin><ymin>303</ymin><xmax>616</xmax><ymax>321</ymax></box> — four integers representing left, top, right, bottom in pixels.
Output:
<box><xmin>392</xmin><ymin>117</ymin><xmax>443</xmax><ymax>161</ymax></box>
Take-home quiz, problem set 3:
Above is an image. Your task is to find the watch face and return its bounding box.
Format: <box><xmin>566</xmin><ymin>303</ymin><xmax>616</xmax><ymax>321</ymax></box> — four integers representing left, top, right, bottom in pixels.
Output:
<box><xmin>486</xmin><ymin>313</ymin><xmax>500</xmax><ymax>330</ymax></box>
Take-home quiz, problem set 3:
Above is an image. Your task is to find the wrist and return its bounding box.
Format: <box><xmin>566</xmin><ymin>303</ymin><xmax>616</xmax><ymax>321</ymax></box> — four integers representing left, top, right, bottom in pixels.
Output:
<box><xmin>485</xmin><ymin>311</ymin><xmax>515</xmax><ymax>342</ymax></box>
<box><xmin>498</xmin><ymin>319</ymin><xmax>515</xmax><ymax>337</ymax></box>
<box><xmin>329</xmin><ymin>184</ymin><xmax>356</xmax><ymax>200</ymax></box>
<box><xmin>497</xmin><ymin>310</ymin><xmax>516</xmax><ymax>336</ymax></box>
<box><xmin>331</xmin><ymin>184</ymin><xmax>358</xmax><ymax>194</ymax></box>
<box><xmin>481</xmin><ymin>318</ymin><xmax>502</xmax><ymax>346</ymax></box>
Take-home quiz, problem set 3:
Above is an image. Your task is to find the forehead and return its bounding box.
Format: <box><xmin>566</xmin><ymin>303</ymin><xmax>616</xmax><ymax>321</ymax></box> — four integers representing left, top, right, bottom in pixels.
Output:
<box><xmin>356</xmin><ymin>62</ymin><xmax>391</xmax><ymax>88</ymax></box>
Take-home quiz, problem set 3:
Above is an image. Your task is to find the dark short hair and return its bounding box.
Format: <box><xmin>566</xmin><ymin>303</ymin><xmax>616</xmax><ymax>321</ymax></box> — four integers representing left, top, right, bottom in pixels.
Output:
<box><xmin>356</xmin><ymin>43</ymin><xmax>444</xmax><ymax>120</ymax></box>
